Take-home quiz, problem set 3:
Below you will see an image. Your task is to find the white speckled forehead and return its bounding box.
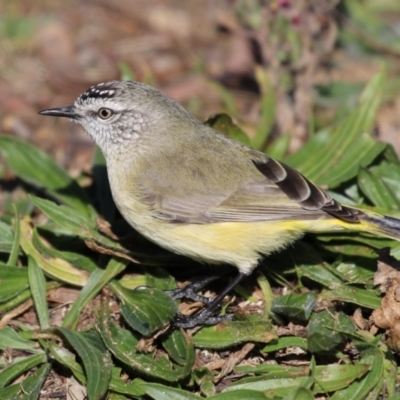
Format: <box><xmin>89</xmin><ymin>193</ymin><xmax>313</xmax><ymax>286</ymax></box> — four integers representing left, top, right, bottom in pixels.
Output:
<box><xmin>75</xmin><ymin>82</ymin><xmax>118</xmax><ymax>105</ymax></box>
<box><xmin>73</xmin><ymin>81</ymin><xmax>153</xmax><ymax>114</ymax></box>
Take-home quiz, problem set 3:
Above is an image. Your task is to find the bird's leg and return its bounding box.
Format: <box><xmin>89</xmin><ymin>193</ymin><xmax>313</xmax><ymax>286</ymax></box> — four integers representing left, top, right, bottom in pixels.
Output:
<box><xmin>173</xmin><ymin>272</ymin><xmax>246</xmax><ymax>328</ymax></box>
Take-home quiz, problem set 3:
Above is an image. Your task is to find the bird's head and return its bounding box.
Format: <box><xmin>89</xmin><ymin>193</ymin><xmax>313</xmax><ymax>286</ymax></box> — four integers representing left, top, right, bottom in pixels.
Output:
<box><xmin>39</xmin><ymin>80</ymin><xmax>194</xmax><ymax>156</ymax></box>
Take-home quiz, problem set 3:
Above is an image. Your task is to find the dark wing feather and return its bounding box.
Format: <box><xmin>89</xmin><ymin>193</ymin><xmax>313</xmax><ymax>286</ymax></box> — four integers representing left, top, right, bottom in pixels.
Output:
<box><xmin>253</xmin><ymin>159</ymin><xmax>362</xmax><ymax>222</ymax></box>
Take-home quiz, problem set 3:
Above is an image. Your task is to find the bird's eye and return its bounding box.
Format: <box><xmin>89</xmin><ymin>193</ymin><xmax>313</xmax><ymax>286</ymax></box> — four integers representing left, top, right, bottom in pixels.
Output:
<box><xmin>98</xmin><ymin>108</ymin><xmax>114</xmax><ymax>120</ymax></box>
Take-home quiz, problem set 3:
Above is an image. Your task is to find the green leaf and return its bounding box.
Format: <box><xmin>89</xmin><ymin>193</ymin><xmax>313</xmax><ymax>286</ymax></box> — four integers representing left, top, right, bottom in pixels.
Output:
<box><xmin>144</xmin><ymin>266</ymin><xmax>176</xmax><ymax>291</ymax></box>
<box><xmin>0</xmin><ymin>135</ymin><xmax>94</xmax><ymax>218</ymax></box>
<box><xmin>343</xmin><ymin>0</ymin><xmax>400</xmax><ymax>56</ymax></box>
<box><xmin>369</xmin><ymin>161</ymin><xmax>400</xmax><ymax>197</ymax></box>
<box><xmin>0</xmin><ymin>384</ymin><xmax>21</xmax><ymax>398</ymax></box>
<box><xmin>283</xmin><ymin>386</ymin><xmax>314</xmax><ymax>400</ymax></box>
<box><xmin>319</xmin><ymin>286</ymin><xmax>381</xmax><ymax>310</ymax></box>
<box><xmin>0</xmin><ymin>282</ymin><xmax>60</xmax><ymax>315</ymax></box>
<box><xmin>48</xmin><ymin>343</ymin><xmax>87</xmax><ymax>383</ymax></box>
<box><xmin>0</xmin><ymin>362</ymin><xmax>51</xmax><ymax>399</ymax></box>
<box><xmin>58</xmin><ymin>328</ymin><xmax>112</xmax><ymax>400</ymax></box>
<box><xmin>291</xmin><ymin>131</ymin><xmax>385</xmax><ymax>188</ymax></box>
<box><xmin>252</xmin><ymin>67</ymin><xmax>276</xmax><ymax>150</ymax></box>
<box><xmin>313</xmin><ymin>363</ymin><xmax>369</xmax><ymax>394</ymax></box>
<box><xmin>162</xmin><ymin>330</ymin><xmax>192</xmax><ymax>366</ymax></box>
<box><xmin>141</xmin><ymin>382</ymin><xmax>202</xmax><ymax>400</ymax></box>
<box><xmin>210</xmin><ymin>82</ymin><xmax>237</xmax><ymax>116</ymax></box>
<box><xmin>28</xmin><ymin>257</ymin><xmax>50</xmax><ymax>329</ymax></box>
<box><xmin>331</xmin><ymin>346</ymin><xmax>385</xmax><ymax>399</ymax></box>
<box><xmin>193</xmin><ymin>320</ymin><xmax>277</xmax><ymax>349</ymax></box>
<box><xmin>224</xmin><ymin>363</ymin><xmax>369</xmax><ymax>395</ymax></box>
<box><xmin>307</xmin><ymin>310</ymin><xmax>356</xmax><ymax>354</ymax></box>
<box><xmin>97</xmin><ymin>308</ymin><xmax>194</xmax><ymax>381</ymax></box>
<box><xmin>257</xmin><ymin>271</ymin><xmax>273</xmax><ymax>318</ymax></box>
<box><xmin>32</xmin><ymin>228</ymin><xmax>97</xmax><ymax>273</ymax></box>
<box><xmin>205</xmin><ymin>113</ymin><xmax>250</xmax><ymax>145</ymax></box>
<box><xmin>62</xmin><ymin>258</ymin><xmax>127</xmax><ymax>329</ymax></box>
<box><xmin>0</xmin><ymin>353</ymin><xmax>47</xmax><ymax>389</ymax></box>
<box><xmin>316</xmin><ymin>233</ymin><xmax>395</xmax><ymax>258</ymax></box>
<box><xmin>358</xmin><ymin>167</ymin><xmax>400</xmax><ymax>210</ymax></box>
<box><xmin>0</xmin><ymin>264</ymin><xmax>29</xmax><ymax>302</ymax></box>
<box><xmin>7</xmin><ymin>206</ymin><xmax>20</xmax><ymax>266</ymax></box>
<box><xmin>286</xmin><ymin>73</ymin><xmax>386</xmax><ymax>188</ymax></box>
<box><xmin>19</xmin><ymin>215</ymin><xmax>90</xmax><ymax>286</ymax></box>
<box><xmin>297</xmin><ymin>263</ymin><xmax>342</xmax><ymax>287</ymax></box>
<box><xmin>110</xmin><ymin>281</ymin><xmax>177</xmax><ymax>336</ymax></box>
<box><xmin>315</xmin><ymin>82</ymin><xmax>363</xmax><ymax>108</ymax></box>
<box><xmin>234</xmin><ymin>364</ymin><xmax>307</xmax><ymax>377</ymax></box>
<box><xmin>0</xmin><ymin>220</ymin><xmax>14</xmax><ymax>254</ymax></box>
<box><xmin>119</xmin><ymin>61</ymin><xmax>136</xmax><ymax>81</ymax></box>
<box><xmin>261</xmin><ymin>336</ymin><xmax>308</xmax><ymax>353</ymax></box>
<box><xmin>210</xmin><ymin>390</ymin><xmax>270</xmax><ymax>400</ymax></box>
<box><xmin>384</xmin><ymin>353</ymin><xmax>397</xmax><ymax>398</ymax></box>
<box><xmin>108</xmin><ymin>376</ymin><xmax>146</xmax><ymax>398</ymax></box>
<box><xmin>30</xmin><ymin>196</ymin><xmax>139</xmax><ymax>264</ymax></box>
<box><xmin>334</xmin><ymin>262</ymin><xmax>374</xmax><ymax>285</ymax></box>
<box><xmin>0</xmin><ymin>327</ymin><xmax>39</xmax><ymax>352</ymax></box>
<box><xmin>382</xmin><ymin>145</ymin><xmax>400</xmax><ymax>165</ymax></box>
<box><xmin>266</xmin><ymin>134</ymin><xmax>290</xmax><ymax>160</ymax></box>
<box><xmin>297</xmin><ymin>263</ymin><xmax>381</xmax><ymax>309</ymax></box>
<box><xmin>272</xmin><ymin>292</ymin><xmax>316</xmax><ymax>322</ymax></box>
<box><xmin>20</xmin><ymin>362</ymin><xmax>51</xmax><ymax>399</ymax></box>
<box><xmin>30</xmin><ymin>196</ymin><xmax>93</xmax><ymax>238</ymax></box>
<box><xmin>193</xmin><ymin>367</ymin><xmax>215</xmax><ymax>397</ymax></box>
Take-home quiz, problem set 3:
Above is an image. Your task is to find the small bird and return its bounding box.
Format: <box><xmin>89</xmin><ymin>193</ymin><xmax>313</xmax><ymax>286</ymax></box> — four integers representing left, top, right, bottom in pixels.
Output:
<box><xmin>40</xmin><ymin>80</ymin><xmax>400</xmax><ymax>328</ymax></box>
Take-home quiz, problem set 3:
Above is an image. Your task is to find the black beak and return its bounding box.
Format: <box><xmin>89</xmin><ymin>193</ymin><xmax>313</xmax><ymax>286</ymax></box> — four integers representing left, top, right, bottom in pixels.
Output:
<box><xmin>38</xmin><ymin>106</ymin><xmax>79</xmax><ymax>119</ymax></box>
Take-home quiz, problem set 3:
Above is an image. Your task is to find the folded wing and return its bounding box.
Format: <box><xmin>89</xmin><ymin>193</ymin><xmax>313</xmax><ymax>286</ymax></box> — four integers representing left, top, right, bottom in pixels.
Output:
<box><xmin>138</xmin><ymin>153</ymin><xmax>363</xmax><ymax>225</ymax></box>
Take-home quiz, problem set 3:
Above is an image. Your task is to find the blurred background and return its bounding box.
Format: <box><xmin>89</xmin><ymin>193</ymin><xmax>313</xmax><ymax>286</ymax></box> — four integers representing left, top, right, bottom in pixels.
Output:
<box><xmin>2</xmin><ymin>0</ymin><xmax>400</xmax><ymax>175</ymax></box>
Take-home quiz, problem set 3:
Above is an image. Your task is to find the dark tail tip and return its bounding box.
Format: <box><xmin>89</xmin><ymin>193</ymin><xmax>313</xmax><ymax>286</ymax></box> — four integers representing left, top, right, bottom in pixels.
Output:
<box><xmin>364</xmin><ymin>214</ymin><xmax>400</xmax><ymax>240</ymax></box>
<box><xmin>381</xmin><ymin>216</ymin><xmax>400</xmax><ymax>231</ymax></box>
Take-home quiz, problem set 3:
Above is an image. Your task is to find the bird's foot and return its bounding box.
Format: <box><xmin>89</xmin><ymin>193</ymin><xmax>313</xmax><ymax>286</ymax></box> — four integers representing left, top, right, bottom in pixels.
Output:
<box><xmin>166</xmin><ymin>271</ymin><xmax>245</xmax><ymax>328</ymax></box>
<box><xmin>173</xmin><ymin>309</ymin><xmax>234</xmax><ymax>329</ymax></box>
<box><xmin>165</xmin><ymin>274</ymin><xmax>224</xmax><ymax>304</ymax></box>
<box><xmin>166</xmin><ymin>288</ymin><xmax>213</xmax><ymax>304</ymax></box>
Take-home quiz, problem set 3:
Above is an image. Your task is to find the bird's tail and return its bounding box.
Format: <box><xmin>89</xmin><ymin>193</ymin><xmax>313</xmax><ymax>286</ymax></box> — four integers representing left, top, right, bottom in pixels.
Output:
<box><xmin>358</xmin><ymin>212</ymin><xmax>400</xmax><ymax>241</ymax></box>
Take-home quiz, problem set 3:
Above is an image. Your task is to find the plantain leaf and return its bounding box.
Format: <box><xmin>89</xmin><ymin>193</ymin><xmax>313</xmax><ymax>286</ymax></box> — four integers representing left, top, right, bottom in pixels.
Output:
<box><xmin>97</xmin><ymin>307</ymin><xmax>194</xmax><ymax>382</ymax></box>
<box><xmin>286</xmin><ymin>73</ymin><xmax>386</xmax><ymax>188</ymax></box>
<box><xmin>110</xmin><ymin>281</ymin><xmax>177</xmax><ymax>336</ymax></box>
<box><xmin>206</xmin><ymin>113</ymin><xmax>250</xmax><ymax>145</ymax></box>
<box><xmin>0</xmin><ymin>135</ymin><xmax>95</xmax><ymax>218</ymax></box>
<box><xmin>252</xmin><ymin>66</ymin><xmax>276</xmax><ymax>151</ymax></box>
<box><xmin>193</xmin><ymin>320</ymin><xmax>276</xmax><ymax>349</ymax></box>
<box><xmin>58</xmin><ymin>328</ymin><xmax>112</xmax><ymax>400</ymax></box>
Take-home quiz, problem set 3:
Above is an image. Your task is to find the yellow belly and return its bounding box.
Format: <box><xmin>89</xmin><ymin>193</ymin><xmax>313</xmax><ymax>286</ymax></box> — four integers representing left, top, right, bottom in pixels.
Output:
<box><xmin>152</xmin><ymin>220</ymin><xmax>308</xmax><ymax>273</ymax></box>
<box><xmin>121</xmin><ymin>210</ymin><xmax>345</xmax><ymax>274</ymax></box>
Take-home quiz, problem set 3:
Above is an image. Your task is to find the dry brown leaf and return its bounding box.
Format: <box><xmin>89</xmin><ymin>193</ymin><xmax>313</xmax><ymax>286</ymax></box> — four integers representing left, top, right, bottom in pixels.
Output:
<box><xmin>374</xmin><ymin>260</ymin><xmax>400</xmax><ymax>293</ymax></box>
<box><xmin>371</xmin><ymin>277</ymin><xmax>400</xmax><ymax>330</ymax></box>
<box><xmin>216</xmin><ymin>342</ymin><xmax>255</xmax><ymax>381</ymax></box>
<box><xmin>84</xmin><ymin>239</ymin><xmax>140</xmax><ymax>264</ymax></box>
<box><xmin>96</xmin><ymin>216</ymin><xmax>119</xmax><ymax>240</ymax></box>
<box><xmin>353</xmin><ymin>308</ymin><xmax>367</xmax><ymax>330</ymax></box>
<box><xmin>136</xmin><ymin>324</ymin><xmax>170</xmax><ymax>353</ymax></box>
<box><xmin>371</xmin><ymin>254</ymin><xmax>400</xmax><ymax>351</ymax></box>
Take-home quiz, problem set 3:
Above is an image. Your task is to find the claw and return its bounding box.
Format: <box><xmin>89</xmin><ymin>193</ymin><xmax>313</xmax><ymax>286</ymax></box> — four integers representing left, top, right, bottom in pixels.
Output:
<box><xmin>165</xmin><ymin>273</ymin><xmax>225</xmax><ymax>303</ymax></box>
<box><xmin>173</xmin><ymin>310</ymin><xmax>234</xmax><ymax>329</ymax></box>
<box><xmin>166</xmin><ymin>271</ymin><xmax>247</xmax><ymax>328</ymax></box>
<box><xmin>166</xmin><ymin>287</ymin><xmax>213</xmax><ymax>304</ymax></box>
